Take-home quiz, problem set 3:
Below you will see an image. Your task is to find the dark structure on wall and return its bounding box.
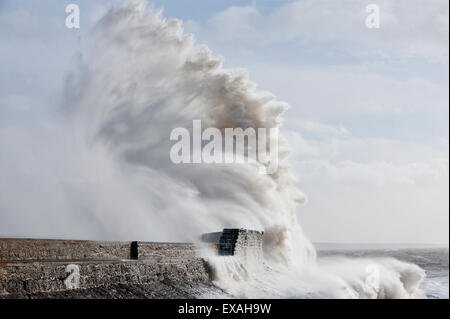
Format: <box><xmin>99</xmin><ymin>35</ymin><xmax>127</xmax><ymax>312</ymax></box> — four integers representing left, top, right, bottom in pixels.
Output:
<box><xmin>202</xmin><ymin>228</ymin><xmax>263</xmax><ymax>258</ymax></box>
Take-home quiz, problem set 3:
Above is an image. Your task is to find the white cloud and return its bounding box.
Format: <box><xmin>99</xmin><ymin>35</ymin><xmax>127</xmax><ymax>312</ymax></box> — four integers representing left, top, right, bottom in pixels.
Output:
<box><xmin>285</xmin><ymin>130</ymin><xmax>449</xmax><ymax>164</ymax></box>
<box><xmin>201</xmin><ymin>0</ymin><xmax>449</xmax><ymax>63</ymax></box>
<box><xmin>245</xmin><ymin>63</ymin><xmax>449</xmax><ymax>143</ymax></box>
<box><xmin>183</xmin><ymin>0</ymin><xmax>450</xmax><ymax>243</ymax></box>
<box><xmin>288</xmin><ymin>118</ymin><xmax>350</xmax><ymax>136</ymax></box>
<box><xmin>184</xmin><ymin>1</ymin><xmax>449</xmax><ymax>150</ymax></box>
<box><xmin>285</xmin><ymin>129</ymin><xmax>449</xmax><ymax>244</ymax></box>
<box><xmin>297</xmin><ymin>157</ymin><xmax>449</xmax><ymax>244</ymax></box>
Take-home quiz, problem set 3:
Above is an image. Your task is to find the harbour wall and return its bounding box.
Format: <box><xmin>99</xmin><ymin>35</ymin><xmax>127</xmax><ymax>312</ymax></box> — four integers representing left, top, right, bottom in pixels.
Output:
<box><xmin>0</xmin><ymin>229</ymin><xmax>263</xmax><ymax>298</ymax></box>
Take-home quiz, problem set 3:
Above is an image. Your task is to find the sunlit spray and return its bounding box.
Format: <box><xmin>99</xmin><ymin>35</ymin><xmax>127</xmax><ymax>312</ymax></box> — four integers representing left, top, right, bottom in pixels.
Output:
<box><xmin>0</xmin><ymin>0</ymin><xmax>426</xmax><ymax>298</ymax></box>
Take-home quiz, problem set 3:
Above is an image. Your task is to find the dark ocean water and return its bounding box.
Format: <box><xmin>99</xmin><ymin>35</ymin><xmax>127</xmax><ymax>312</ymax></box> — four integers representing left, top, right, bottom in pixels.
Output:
<box><xmin>317</xmin><ymin>248</ymin><xmax>449</xmax><ymax>299</ymax></box>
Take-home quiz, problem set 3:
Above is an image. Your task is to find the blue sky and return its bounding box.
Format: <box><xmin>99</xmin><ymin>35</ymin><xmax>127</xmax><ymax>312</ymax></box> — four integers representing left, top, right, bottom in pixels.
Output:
<box><xmin>0</xmin><ymin>0</ymin><xmax>448</xmax><ymax>244</ymax></box>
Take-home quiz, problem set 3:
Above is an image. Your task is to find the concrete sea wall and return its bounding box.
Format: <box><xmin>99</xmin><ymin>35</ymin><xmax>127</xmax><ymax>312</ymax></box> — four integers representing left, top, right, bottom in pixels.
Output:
<box><xmin>0</xmin><ymin>238</ymin><xmax>132</xmax><ymax>262</ymax></box>
<box><xmin>0</xmin><ymin>229</ymin><xmax>263</xmax><ymax>298</ymax></box>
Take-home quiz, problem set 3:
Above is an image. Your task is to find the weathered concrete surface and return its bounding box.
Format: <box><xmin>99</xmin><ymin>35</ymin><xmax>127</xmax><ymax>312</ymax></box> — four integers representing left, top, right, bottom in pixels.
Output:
<box><xmin>1</xmin><ymin>282</ymin><xmax>229</xmax><ymax>299</ymax></box>
<box><xmin>0</xmin><ymin>229</ymin><xmax>262</xmax><ymax>298</ymax></box>
<box><xmin>0</xmin><ymin>238</ymin><xmax>132</xmax><ymax>262</ymax></box>
<box><xmin>0</xmin><ymin>258</ymin><xmax>212</xmax><ymax>297</ymax></box>
<box><xmin>0</xmin><ymin>239</ymin><xmax>219</xmax><ymax>263</ymax></box>
<box><xmin>137</xmin><ymin>242</ymin><xmax>218</xmax><ymax>260</ymax></box>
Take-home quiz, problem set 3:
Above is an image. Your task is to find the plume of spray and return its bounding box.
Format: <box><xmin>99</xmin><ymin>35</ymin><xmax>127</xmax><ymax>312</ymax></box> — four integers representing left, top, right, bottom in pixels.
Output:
<box><xmin>62</xmin><ymin>0</ymin><xmax>316</xmax><ymax>267</ymax></box>
<box><xmin>0</xmin><ymin>0</ymin><xmax>425</xmax><ymax>298</ymax></box>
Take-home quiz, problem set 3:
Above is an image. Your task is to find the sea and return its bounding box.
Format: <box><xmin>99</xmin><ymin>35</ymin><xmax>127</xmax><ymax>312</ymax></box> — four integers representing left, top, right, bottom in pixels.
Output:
<box><xmin>316</xmin><ymin>245</ymin><xmax>449</xmax><ymax>299</ymax></box>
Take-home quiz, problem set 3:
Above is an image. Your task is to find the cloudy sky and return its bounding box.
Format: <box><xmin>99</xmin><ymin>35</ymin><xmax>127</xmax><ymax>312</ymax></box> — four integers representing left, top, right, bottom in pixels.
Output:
<box><xmin>0</xmin><ymin>0</ymin><xmax>448</xmax><ymax>244</ymax></box>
